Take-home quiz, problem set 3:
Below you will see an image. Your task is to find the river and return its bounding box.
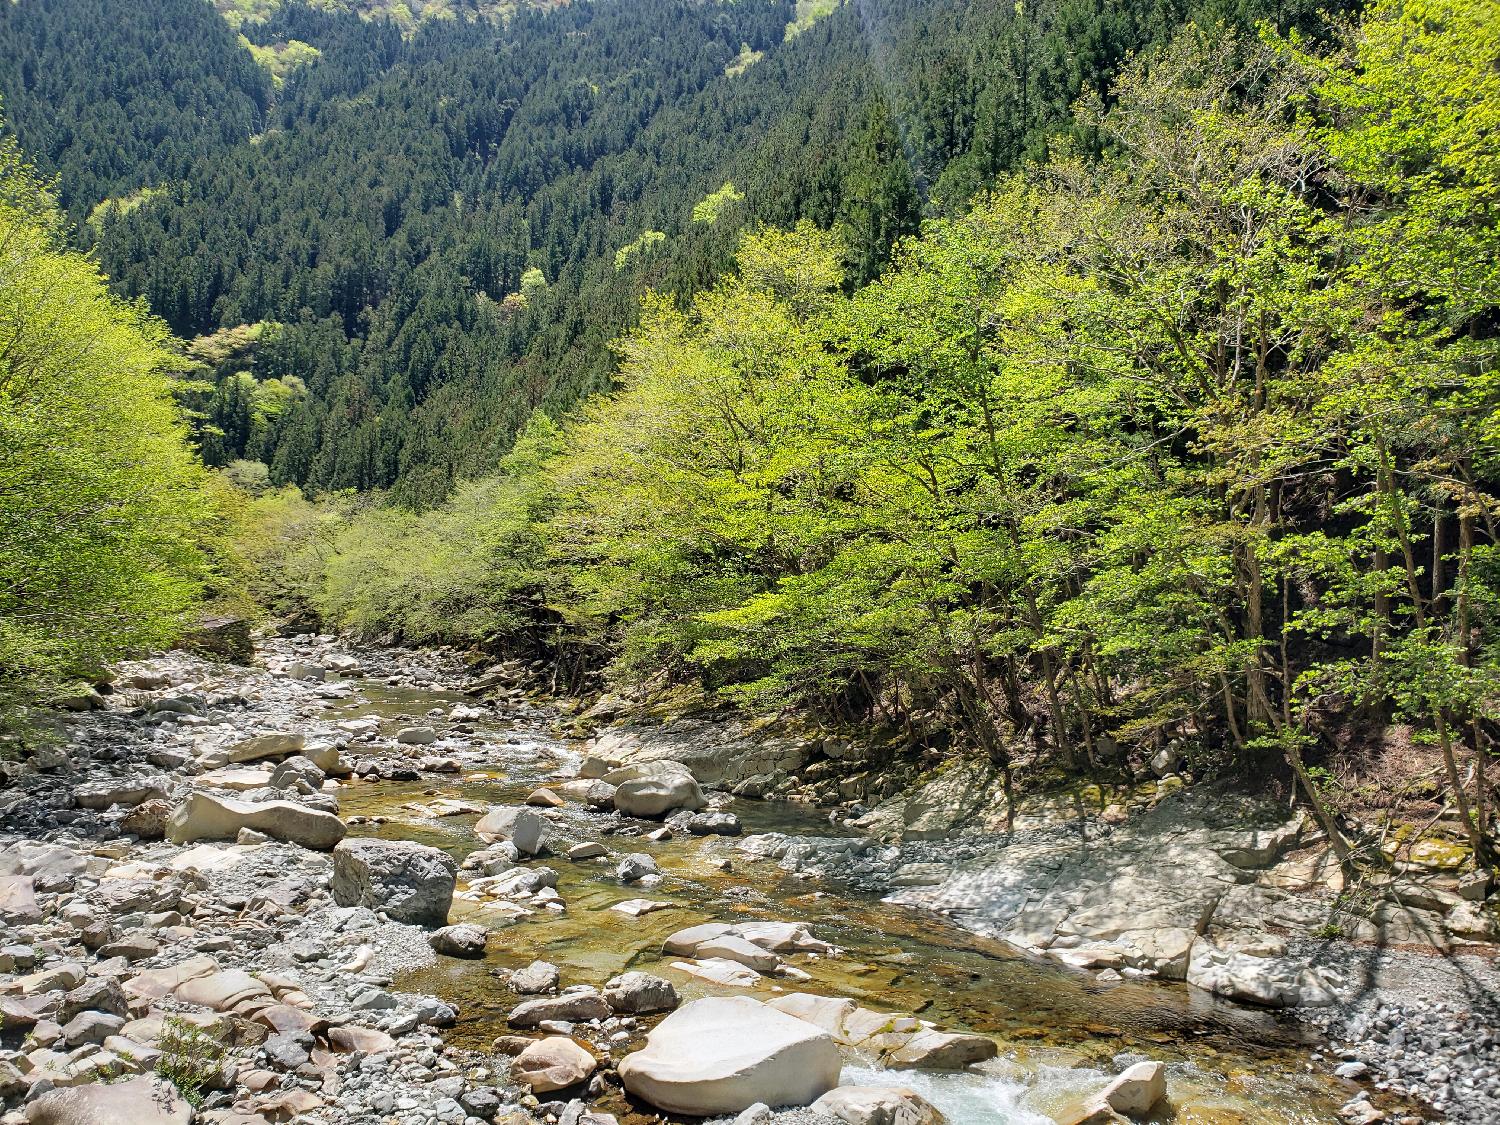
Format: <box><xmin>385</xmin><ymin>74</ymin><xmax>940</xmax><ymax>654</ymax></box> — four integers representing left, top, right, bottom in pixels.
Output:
<box><xmin>322</xmin><ymin>675</ymin><xmax>1356</xmax><ymax>1123</ymax></box>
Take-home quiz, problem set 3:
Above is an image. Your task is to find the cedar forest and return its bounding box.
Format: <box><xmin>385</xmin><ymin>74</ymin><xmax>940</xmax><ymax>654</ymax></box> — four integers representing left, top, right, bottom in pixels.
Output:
<box><xmin>1</xmin><ymin>0</ymin><xmax>1498</xmax><ymax>870</ymax></box>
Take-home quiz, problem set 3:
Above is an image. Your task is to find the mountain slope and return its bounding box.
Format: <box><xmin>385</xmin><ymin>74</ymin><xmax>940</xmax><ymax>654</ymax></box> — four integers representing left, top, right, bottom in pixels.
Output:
<box><xmin>0</xmin><ymin>0</ymin><xmax>271</xmax><ymax>221</ymax></box>
<box><xmin>4</xmin><ymin>0</ymin><xmax>1352</xmax><ymax>503</ymax></box>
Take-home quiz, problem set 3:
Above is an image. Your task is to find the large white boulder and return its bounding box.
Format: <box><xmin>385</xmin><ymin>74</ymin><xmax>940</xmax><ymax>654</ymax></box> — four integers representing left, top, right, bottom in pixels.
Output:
<box><xmin>72</xmin><ymin>778</ymin><xmax>170</xmax><ymax>810</ymax></box>
<box><xmin>617</xmin><ymin>996</ymin><xmax>840</xmax><ymax>1116</ymax></box>
<box><xmin>165</xmin><ymin>791</ymin><xmax>345</xmax><ymax>850</ymax></box>
<box><xmin>610</xmin><ymin>761</ymin><xmax>707</xmax><ymax>818</ymax></box>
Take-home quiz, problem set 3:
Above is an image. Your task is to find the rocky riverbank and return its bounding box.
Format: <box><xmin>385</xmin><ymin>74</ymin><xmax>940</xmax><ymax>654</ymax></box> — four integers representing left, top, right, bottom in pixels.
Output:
<box><xmin>577</xmin><ymin>706</ymin><xmax>1500</xmax><ymax>1123</ymax></box>
<box><xmin>0</xmin><ymin>636</ymin><xmax>1493</xmax><ymax>1124</ymax></box>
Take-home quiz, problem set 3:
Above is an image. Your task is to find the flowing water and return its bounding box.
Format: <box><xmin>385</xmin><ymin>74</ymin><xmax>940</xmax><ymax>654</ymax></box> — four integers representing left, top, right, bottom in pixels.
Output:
<box><xmin>325</xmin><ymin>680</ymin><xmax>1357</xmax><ymax>1123</ymax></box>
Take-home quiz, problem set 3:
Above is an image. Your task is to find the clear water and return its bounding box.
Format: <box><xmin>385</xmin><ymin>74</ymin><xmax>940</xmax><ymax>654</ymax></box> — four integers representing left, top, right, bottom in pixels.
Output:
<box><xmin>323</xmin><ymin>679</ymin><xmax>1358</xmax><ymax>1123</ymax></box>
<box><xmin>840</xmin><ymin>1064</ymin><xmax>1060</xmax><ymax>1123</ymax></box>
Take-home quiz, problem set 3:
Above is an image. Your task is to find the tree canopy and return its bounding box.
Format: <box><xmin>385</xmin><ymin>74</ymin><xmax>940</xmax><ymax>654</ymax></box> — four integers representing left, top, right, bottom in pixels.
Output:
<box><xmin>0</xmin><ymin>136</ymin><xmax>223</xmax><ymax>688</ymax></box>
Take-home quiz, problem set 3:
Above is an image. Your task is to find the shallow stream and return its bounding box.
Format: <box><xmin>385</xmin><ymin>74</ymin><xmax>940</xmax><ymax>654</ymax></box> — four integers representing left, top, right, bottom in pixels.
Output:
<box><xmin>325</xmin><ymin>679</ymin><xmax>1356</xmax><ymax>1123</ymax></box>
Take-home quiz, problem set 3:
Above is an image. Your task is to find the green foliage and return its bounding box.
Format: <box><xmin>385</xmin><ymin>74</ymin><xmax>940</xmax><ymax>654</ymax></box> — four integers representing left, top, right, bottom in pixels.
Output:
<box><xmin>725</xmin><ymin>42</ymin><xmax>764</xmax><ymax>77</ymax></box>
<box><xmin>692</xmin><ymin>182</ymin><xmax>745</xmax><ymax>226</ymax></box>
<box><xmin>86</xmin><ymin>187</ymin><xmax>166</xmax><ymax>237</ymax></box>
<box><xmin>0</xmin><ymin>134</ymin><xmax>222</xmax><ymax>688</ymax></box>
<box><xmin>236</xmin><ymin>486</ymin><xmax>351</xmax><ymax>624</ymax></box>
<box><xmin>785</xmin><ymin>0</ymin><xmax>842</xmax><ymax>41</ymax></box>
<box><xmin>250</xmin><ymin>411</ymin><xmax>564</xmax><ymax>647</ymax></box>
<box><xmin>8</xmin><ymin>0</ymin><xmax>1326</xmax><ymax>500</ymax></box>
<box><xmin>615</xmin><ymin>231</ymin><xmax>668</xmax><ymax>272</ymax></box>
<box><xmin>241</xmin><ymin>35</ymin><xmax>323</xmax><ymax>86</ymax></box>
<box><xmin>268</xmin><ymin>2</ymin><xmax>1500</xmax><ymax>861</ymax></box>
<box><xmin>154</xmin><ymin>1017</ymin><xmax>230</xmax><ymax>1108</ymax></box>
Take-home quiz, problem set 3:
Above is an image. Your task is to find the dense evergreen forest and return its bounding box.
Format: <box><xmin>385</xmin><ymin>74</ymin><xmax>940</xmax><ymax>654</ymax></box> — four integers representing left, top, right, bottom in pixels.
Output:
<box><xmin>0</xmin><ymin>0</ymin><xmax>270</xmax><ymax>223</ymax></box>
<box><xmin>2</xmin><ymin>0</ymin><xmax>1348</xmax><ymax>504</ymax></box>
<box><xmin>2</xmin><ymin>0</ymin><xmax>1498</xmax><ymax>867</ymax></box>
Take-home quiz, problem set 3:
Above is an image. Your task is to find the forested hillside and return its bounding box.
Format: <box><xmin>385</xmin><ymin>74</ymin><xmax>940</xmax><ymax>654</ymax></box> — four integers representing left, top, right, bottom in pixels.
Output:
<box><xmin>2</xmin><ymin>0</ymin><xmax>1496</xmax><ymax>862</ymax></box>
<box><xmin>246</xmin><ymin>0</ymin><xmax>1500</xmax><ymax>861</ymax></box>
<box><xmin>0</xmin><ymin>0</ymin><xmax>270</xmax><ymax>223</ymax></box>
<box><xmin>3</xmin><ymin>6</ymin><xmax>1500</xmax><ymax>1118</ymax></box>
<box><xmin>1</xmin><ymin>0</ymin><xmax>1347</xmax><ymax>504</ymax></box>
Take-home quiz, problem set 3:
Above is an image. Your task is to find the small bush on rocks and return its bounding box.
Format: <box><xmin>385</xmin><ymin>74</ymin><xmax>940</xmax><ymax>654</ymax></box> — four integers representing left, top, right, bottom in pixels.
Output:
<box><xmin>154</xmin><ymin>1016</ymin><xmax>230</xmax><ymax>1107</ymax></box>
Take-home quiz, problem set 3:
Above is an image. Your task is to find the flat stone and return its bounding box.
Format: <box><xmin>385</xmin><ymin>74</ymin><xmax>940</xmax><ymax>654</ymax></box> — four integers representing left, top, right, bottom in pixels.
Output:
<box><xmin>174</xmin><ymin>969</ymin><xmax>273</xmax><ymax>1012</ymax></box>
<box><xmin>169</xmin><ymin>843</ymin><xmax>254</xmax><ymax>873</ymax></box>
<box><xmin>197</xmin><ymin>767</ymin><xmax>275</xmax><ymax>791</ymax></box>
<box><xmin>16</xmin><ymin>961</ymin><xmax>86</xmax><ymax>995</ymax></box>
<box><xmin>73</xmin><ymin>778</ymin><xmax>170</xmax><ymax>810</ymax></box>
<box><xmin>24</xmin><ymin>1074</ymin><xmax>191</xmax><ymax>1124</ymax></box>
<box><xmin>223</xmin><ymin>732</ymin><xmax>306</xmax><ymax>765</ymax></box>
<box><xmin>810</xmin><ymin>1085</ymin><xmax>945</xmax><ymax>1125</ymax></box>
<box><xmin>327</xmin><ymin>1024</ymin><xmax>397</xmax><ymax>1055</ymax></box>
<box><xmin>508</xmin><ymin>990</ymin><xmax>610</xmax><ymax>1027</ymax></box>
<box><xmin>882</xmin><ymin>1029</ymin><xmax>997</xmax><ymax>1070</ymax></box>
<box><xmin>692</xmin><ymin>934</ymin><xmax>781</xmax><ymax>972</ymax></box>
<box><xmin>166</xmin><ymin>791</ymin><xmax>345</xmax><ymax>850</ymax></box>
<box><xmin>0</xmin><ymin>875</ymin><xmax>40</xmax><ymax>924</ymax></box>
<box><xmin>123</xmin><ymin>955</ymin><xmax>220</xmax><ymax>1002</ymax></box>
<box><xmin>671</xmin><ymin>958</ymin><xmax>762</xmax><ymax>988</ymax></box>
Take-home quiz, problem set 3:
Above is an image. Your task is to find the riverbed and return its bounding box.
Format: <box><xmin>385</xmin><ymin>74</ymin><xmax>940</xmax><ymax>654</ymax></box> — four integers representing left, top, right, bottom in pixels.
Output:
<box><xmin>323</xmin><ymin>674</ymin><xmax>1357</xmax><ymax>1123</ymax></box>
